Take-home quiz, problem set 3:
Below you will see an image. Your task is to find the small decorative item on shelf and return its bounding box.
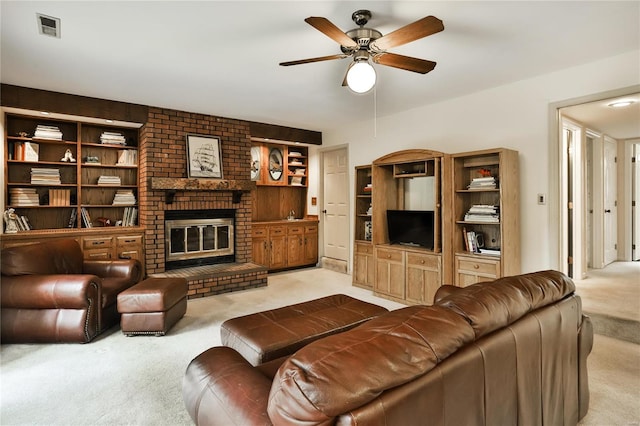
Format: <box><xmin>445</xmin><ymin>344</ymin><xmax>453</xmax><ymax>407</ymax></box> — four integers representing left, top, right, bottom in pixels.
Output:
<box><xmin>3</xmin><ymin>209</ymin><xmax>20</xmax><ymax>234</ymax></box>
<box><xmin>60</xmin><ymin>149</ymin><xmax>76</xmax><ymax>162</ymax></box>
<box><xmin>364</xmin><ymin>220</ymin><xmax>372</xmax><ymax>241</ymax></box>
<box><xmin>83</xmin><ymin>155</ymin><xmax>101</xmax><ymax>164</ymax></box>
<box><xmin>363</xmin><ymin>183</ymin><xmax>372</xmax><ymax>192</ymax></box>
<box><xmin>366</xmin><ymin>204</ymin><xmax>373</xmax><ymax>216</ymax></box>
<box><xmin>94</xmin><ymin>217</ymin><xmax>113</xmax><ymax>227</ymax></box>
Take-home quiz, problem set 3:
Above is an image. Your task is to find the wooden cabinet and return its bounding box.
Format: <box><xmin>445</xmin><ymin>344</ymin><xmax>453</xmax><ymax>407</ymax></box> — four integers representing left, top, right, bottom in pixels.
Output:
<box><xmin>4</xmin><ymin>113</ymin><xmax>140</xmax><ymax>232</ymax></box>
<box><xmin>405</xmin><ymin>251</ymin><xmax>441</xmax><ymax>304</ymax></box>
<box><xmin>451</xmin><ymin>148</ymin><xmax>519</xmax><ymax>286</ymax></box>
<box><xmin>251</xmin><ymin>141</ymin><xmax>307</xmax><ymax>187</ymax></box>
<box><xmin>353</xmin><ymin>241</ymin><xmax>374</xmax><ymax>288</ymax></box>
<box><xmin>353</xmin><ymin>165</ymin><xmax>374</xmax><ymax>288</ymax></box>
<box><xmin>374</xmin><ymin>246</ymin><xmax>405</xmax><ymax>300</ymax></box>
<box><xmin>373</xmin><ymin>244</ymin><xmax>442</xmax><ymax>304</ymax></box>
<box><xmin>251</xmin><ymin>220</ymin><xmax>318</xmax><ymax>270</ymax></box>
<box><xmin>455</xmin><ymin>254</ymin><xmax>500</xmax><ymax>287</ymax></box>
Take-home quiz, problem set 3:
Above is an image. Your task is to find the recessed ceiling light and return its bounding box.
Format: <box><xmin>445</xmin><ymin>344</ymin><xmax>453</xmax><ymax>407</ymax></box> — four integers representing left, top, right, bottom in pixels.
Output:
<box><xmin>40</xmin><ymin>111</ymin><xmax>50</xmax><ymax>115</ymax></box>
<box><xmin>607</xmin><ymin>100</ymin><xmax>635</xmax><ymax>108</ymax></box>
<box><xmin>105</xmin><ymin>119</ymin><xmax>114</xmax><ymax>123</ymax></box>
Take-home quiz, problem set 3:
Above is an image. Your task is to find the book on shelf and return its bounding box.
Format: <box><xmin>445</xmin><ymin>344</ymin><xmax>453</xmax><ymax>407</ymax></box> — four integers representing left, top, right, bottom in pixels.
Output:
<box><xmin>122</xmin><ymin>207</ymin><xmax>138</xmax><ymax>226</ymax></box>
<box><xmin>290</xmin><ymin>176</ymin><xmax>304</xmax><ymax>186</ymax></box>
<box><xmin>10</xmin><ymin>188</ymin><xmax>40</xmax><ymax>206</ymax></box>
<box><xmin>30</xmin><ymin>168</ymin><xmax>61</xmax><ymax>185</ymax></box>
<box><xmin>467</xmin><ymin>176</ymin><xmax>497</xmax><ymax>190</ymax></box>
<box><xmin>100</xmin><ymin>131</ymin><xmax>126</xmax><ymax>145</ymax></box>
<box><xmin>97</xmin><ymin>175</ymin><xmax>122</xmax><ymax>186</ymax></box>
<box><xmin>34</xmin><ymin>125</ymin><xmax>63</xmax><ymax>140</ymax></box>
<box><xmin>112</xmin><ymin>190</ymin><xmax>136</xmax><ymax>205</ymax></box>
<box><xmin>48</xmin><ymin>189</ymin><xmax>71</xmax><ymax>206</ymax></box>
<box><xmin>81</xmin><ymin>207</ymin><xmax>93</xmax><ymax>228</ymax></box>
<box><xmin>23</xmin><ymin>142</ymin><xmax>39</xmax><ymax>161</ymax></box>
<box><xmin>116</xmin><ymin>149</ymin><xmax>137</xmax><ymax>165</ymax></box>
<box><xmin>479</xmin><ymin>248</ymin><xmax>501</xmax><ymax>256</ymax></box>
<box><xmin>68</xmin><ymin>208</ymin><xmax>78</xmax><ymax>228</ymax></box>
<box><xmin>464</xmin><ymin>204</ymin><xmax>499</xmax><ymax>223</ymax></box>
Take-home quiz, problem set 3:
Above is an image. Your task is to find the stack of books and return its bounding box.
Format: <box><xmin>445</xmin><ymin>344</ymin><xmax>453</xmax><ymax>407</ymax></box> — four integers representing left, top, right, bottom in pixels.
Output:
<box><xmin>100</xmin><ymin>131</ymin><xmax>126</xmax><ymax>145</ymax></box>
<box><xmin>467</xmin><ymin>176</ymin><xmax>497</xmax><ymax>190</ymax></box>
<box><xmin>117</xmin><ymin>149</ymin><xmax>137</xmax><ymax>165</ymax></box>
<box><xmin>122</xmin><ymin>207</ymin><xmax>138</xmax><ymax>226</ymax></box>
<box><xmin>31</xmin><ymin>168</ymin><xmax>61</xmax><ymax>185</ymax></box>
<box><xmin>112</xmin><ymin>190</ymin><xmax>136</xmax><ymax>205</ymax></box>
<box><xmin>12</xmin><ymin>142</ymin><xmax>40</xmax><ymax>161</ymax></box>
<box><xmin>10</xmin><ymin>188</ymin><xmax>39</xmax><ymax>206</ymax></box>
<box><xmin>363</xmin><ymin>183</ymin><xmax>372</xmax><ymax>193</ymax></box>
<box><xmin>34</xmin><ymin>125</ymin><xmax>63</xmax><ymax>140</ymax></box>
<box><xmin>464</xmin><ymin>205</ymin><xmax>499</xmax><ymax>223</ymax></box>
<box><xmin>97</xmin><ymin>175</ymin><xmax>121</xmax><ymax>186</ymax></box>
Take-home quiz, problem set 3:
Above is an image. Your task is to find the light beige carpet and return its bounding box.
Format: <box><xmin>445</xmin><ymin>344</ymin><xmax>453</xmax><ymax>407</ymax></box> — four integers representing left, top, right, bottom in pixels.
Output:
<box><xmin>1</xmin><ymin>267</ymin><xmax>638</xmax><ymax>425</ymax></box>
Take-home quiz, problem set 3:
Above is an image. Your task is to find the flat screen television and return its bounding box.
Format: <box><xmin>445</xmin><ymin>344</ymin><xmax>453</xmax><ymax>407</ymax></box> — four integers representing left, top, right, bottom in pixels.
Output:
<box><xmin>386</xmin><ymin>209</ymin><xmax>435</xmax><ymax>250</ymax></box>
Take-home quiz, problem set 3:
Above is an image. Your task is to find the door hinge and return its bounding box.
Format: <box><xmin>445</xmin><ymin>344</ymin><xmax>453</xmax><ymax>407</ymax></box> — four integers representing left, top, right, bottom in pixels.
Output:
<box><xmin>632</xmin><ymin>157</ymin><xmax>636</xmax><ymax>163</ymax></box>
<box><xmin>615</xmin><ymin>244</ymin><xmax>617</xmax><ymax>250</ymax></box>
<box><xmin>615</xmin><ymin>156</ymin><xmax>617</xmax><ymax>163</ymax></box>
<box><xmin>633</xmin><ymin>201</ymin><xmax>636</xmax><ymax>207</ymax></box>
<box><xmin>568</xmin><ymin>256</ymin><xmax>573</xmax><ymax>265</ymax></box>
<box><xmin>615</xmin><ymin>200</ymin><xmax>617</xmax><ymax>207</ymax></box>
<box><xmin>568</xmin><ymin>201</ymin><xmax>573</xmax><ymax>209</ymax></box>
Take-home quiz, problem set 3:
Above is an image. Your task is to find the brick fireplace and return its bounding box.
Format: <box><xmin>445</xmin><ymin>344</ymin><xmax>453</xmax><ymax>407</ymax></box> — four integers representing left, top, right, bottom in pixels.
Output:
<box><xmin>139</xmin><ymin>107</ymin><xmax>267</xmax><ymax>298</ymax></box>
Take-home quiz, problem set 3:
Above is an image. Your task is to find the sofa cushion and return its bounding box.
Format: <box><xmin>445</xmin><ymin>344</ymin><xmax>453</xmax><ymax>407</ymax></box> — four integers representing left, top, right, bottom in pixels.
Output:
<box><xmin>268</xmin><ymin>305</ymin><xmax>475</xmax><ymax>424</ymax></box>
<box><xmin>1</xmin><ymin>239</ymin><xmax>83</xmax><ymax>276</ymax></box>
<box><xmin>436</xmin><ymin>270</ymin><xmax>575</xmax><ymax>338</ymax></box>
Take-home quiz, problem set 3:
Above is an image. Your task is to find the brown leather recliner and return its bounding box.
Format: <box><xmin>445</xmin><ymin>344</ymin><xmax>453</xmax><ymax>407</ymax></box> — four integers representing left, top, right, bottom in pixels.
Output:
<box><xmin>1</xmin><ymin>238</ymin><xmax>142</xmax><ymax>343</ymax></box>
<box><xmin>183</xmin><ymin>270</ymin><xmax>594</xmax><ymax>425</ymax></box>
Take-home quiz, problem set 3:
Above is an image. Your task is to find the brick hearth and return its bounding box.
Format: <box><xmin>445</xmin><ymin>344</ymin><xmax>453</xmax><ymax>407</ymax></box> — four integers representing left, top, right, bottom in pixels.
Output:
<box><xmin>139</xmin><ymin>107</ymin><xmax>267</xmax><ymax>298</ymax></box>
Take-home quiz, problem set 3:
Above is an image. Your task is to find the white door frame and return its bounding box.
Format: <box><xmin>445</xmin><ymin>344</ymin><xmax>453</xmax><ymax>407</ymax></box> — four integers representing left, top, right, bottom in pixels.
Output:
<box><xmin>318</xmin><ymin>144</ymin><xmax>350</xmax><ymax>269</ymax></box>
<box><xmin>549</xmin><ymin>85</ymin><xmax>640</xmax><ymax>271</ymax></box>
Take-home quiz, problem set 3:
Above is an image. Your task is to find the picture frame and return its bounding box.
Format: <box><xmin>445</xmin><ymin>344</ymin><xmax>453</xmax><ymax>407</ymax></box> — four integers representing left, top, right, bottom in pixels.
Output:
<box><xmin>186</xmin><ymin>134</ymin><xmax>223</xmax><ymax>178</ymax></box>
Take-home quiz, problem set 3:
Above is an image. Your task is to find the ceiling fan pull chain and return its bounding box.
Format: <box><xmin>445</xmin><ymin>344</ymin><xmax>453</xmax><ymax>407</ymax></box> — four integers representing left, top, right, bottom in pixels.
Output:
<box><xmin>374</xmin><ymin>85</ymin><xmax>377</xmax><ymax>138</ymax></box>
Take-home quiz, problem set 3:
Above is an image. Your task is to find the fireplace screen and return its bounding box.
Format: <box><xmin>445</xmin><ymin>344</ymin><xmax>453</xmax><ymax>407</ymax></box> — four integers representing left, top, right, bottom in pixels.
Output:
<box><xmin>165</xmin><ymin>218</ymin><xmax>234</xmax><ymax>265</ymax></box>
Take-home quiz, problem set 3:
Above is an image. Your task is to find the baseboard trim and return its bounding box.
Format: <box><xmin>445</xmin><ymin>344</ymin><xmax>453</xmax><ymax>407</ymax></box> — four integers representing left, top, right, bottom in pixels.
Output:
<box><xmin>321</xmin><ymin>257</ymin><xmax>348</xmax><ymax>274</ymax></box>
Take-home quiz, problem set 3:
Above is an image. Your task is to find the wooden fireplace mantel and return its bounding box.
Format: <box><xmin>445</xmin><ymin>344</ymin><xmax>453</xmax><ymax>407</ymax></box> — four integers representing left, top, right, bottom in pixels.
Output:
<box><xmin>150</xmin><ymin>178</ymin><xmax>256</xmax><ymax>204</ymax></box>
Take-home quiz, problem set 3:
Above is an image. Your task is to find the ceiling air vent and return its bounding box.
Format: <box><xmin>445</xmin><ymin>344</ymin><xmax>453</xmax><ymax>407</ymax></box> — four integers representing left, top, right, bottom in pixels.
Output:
<box><xmin>36</xmin><ymin>13</ymin><xmax>61</xmax><ymax>38</ymax></box>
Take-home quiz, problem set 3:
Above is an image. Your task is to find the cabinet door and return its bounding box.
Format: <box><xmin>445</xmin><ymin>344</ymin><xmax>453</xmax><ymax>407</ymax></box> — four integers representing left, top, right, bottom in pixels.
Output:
<box><xmin>287</xmin><ymin>234</ymin><xmax>304</xmax><ymax>267</ymax></box>
<box><xmin>353</xmin><ymin>242</ymin><xmax>374</xmax><ymax>287</ymax></box>
<box><xmin>252</xmin><ymin>226</ymin><xmax>270</xmax><ymax>267</ymax></box>
<box><xmin>375</xmin><ymin>247</ymin><xmax>405</xmax><ymax>299</ymax></box>
<box><xmin>406</xmin><ymin>253</ymin><xmax>441</xmax><ymax>304</ymax></box>
<box><xmin>303</xmin><ymin>225</ymin><xmax>318</xmax><ymax>265</ymax></box>
<box><xmin>270</xmin><ymin>235</ymin><xmax>287</xmax><ymax>269</ymax></box>
<box><xmin>265</xmin><ymin>146</ymin><xmax>286</xmax><ymax>186</ymax></box>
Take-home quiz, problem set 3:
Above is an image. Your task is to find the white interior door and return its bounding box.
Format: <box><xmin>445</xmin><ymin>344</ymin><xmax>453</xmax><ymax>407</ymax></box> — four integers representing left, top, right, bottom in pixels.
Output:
<box><xmin>322</xmin><ymin>148</ymin><xmax>349</xmax><ymax>263</ymax></box>
<box><xmin>604</xmin><ymin>137</ymin><xmax>618</xmax><ymax>265</ymax></box>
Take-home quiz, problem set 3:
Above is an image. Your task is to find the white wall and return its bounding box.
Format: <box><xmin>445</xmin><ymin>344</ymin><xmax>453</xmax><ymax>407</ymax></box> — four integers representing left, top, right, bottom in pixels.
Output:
<box><xmin>318</xmin><ymin>50</ymin><xmax>640</xmax><ymax>274</ymax></box>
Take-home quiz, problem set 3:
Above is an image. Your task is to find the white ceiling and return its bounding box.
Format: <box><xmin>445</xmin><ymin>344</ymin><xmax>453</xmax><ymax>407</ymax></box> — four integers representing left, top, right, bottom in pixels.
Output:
<box><xmin>1</xmin><ymin>1</ymin><xmax>639</xmax><ymax>137</ymax></box>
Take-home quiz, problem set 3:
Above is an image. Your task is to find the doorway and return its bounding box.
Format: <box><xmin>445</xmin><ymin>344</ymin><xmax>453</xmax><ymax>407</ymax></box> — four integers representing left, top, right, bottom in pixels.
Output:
<box><xmin>320</xmin><ymin>146</ymin><xmax>350</xmax><ymax>272</ymax></box>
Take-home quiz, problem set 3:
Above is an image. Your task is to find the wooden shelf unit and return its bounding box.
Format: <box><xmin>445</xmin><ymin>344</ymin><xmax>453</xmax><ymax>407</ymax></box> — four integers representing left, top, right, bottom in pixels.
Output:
<box><xmin>353</xmin><ymin>165</ymin><xmax>374</xmax><ymax>288</ymax></box>
<box><xmin>3</xmin><ymin>113</ymin><xmax>140</xmax><ymax>232</ymax></box>
<box><xmin>451</xmin><ymin>148</ymin><xmax>520</xmax><ymax>286</ymax></box>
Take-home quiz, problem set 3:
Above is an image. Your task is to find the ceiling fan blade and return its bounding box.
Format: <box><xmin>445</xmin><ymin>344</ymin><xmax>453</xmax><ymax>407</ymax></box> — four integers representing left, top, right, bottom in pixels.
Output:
<box><xmin>341</xmin><ymin>62</ymin><xmax>354</xmax><ymax>86</ymax></box>
<box><xmin>305</xmin><ymin>17</ymin><xmax>359</xmax><ymax>48</ymax></box>
<box><xmin>280</xmin><ymin>54</ymin><xmax>348</xmax><ymax>67</ymax></box>
<box><xmin>371</xmin><ymin>16</ymin><xmax>444</xmax><ymax>51</ymax></box>
<box><xmin>373</xmin><ymin>53</ymin><xmax>436</xmax><ymax>74</ymax></box>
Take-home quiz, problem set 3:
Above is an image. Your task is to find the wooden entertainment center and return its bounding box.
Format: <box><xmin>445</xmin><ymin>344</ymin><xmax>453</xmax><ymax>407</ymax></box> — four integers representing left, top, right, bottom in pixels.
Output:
<box><xmin>353</xmin><ymin>148</ymin><xmax>519</xmax><ymax>305</ymax></box>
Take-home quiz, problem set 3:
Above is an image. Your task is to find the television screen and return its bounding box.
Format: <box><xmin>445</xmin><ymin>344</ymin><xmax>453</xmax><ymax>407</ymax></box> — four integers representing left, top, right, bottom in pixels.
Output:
<box><xmin>386</xmin><ymin>210</ymin><xmax>435</xmax><ymax>250</ymax></box>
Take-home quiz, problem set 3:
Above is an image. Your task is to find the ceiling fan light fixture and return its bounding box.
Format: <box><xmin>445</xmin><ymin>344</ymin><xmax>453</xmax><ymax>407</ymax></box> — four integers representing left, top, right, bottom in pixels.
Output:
<box><xmin>607</xmin><ymin>99</ymin><xmax>635</xmax><ymax>108</ymax></box>
<box><xmin>346</xmin><ymin>61</ymin><xmax>376</xmax><ymax>94</ymax></box>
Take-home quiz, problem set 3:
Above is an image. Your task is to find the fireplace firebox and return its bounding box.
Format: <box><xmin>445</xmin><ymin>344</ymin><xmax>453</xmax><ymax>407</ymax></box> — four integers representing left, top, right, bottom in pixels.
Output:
<box><xmin>164</xmin><ymin>209</ymin><xmax>235</xmax><ymax>270</ymax></box>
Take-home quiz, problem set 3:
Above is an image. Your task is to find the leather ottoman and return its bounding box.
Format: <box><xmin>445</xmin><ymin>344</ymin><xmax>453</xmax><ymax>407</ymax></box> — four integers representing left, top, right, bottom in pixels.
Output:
<box><xmin>117</xmin><ymin>277</ymin><xmax>188</xmax><ymax>336</ymax></box>
<box><xmin>221</xmin><ymin>294</ymin><xmax>388</xmax><ymax>365</ymax></box>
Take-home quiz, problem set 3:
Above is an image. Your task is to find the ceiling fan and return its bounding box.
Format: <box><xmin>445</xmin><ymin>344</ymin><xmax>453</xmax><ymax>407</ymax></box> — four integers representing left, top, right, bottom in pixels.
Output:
<box><xmin>279</xmin><ymin>10</ymin><xmax>444</xmax><ymax>93</ymax></box>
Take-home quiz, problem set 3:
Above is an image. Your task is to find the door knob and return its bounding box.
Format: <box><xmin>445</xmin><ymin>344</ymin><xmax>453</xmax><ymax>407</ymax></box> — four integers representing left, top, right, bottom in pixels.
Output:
<box><xmin>605</xmin><ymin>209</ymin><xmax>611</xmax><ymax>213</ymax></box>
<box><xmin>322</xmin><ymin>209</ymin><xmax>327</xmax><ymax>214</ymax></box>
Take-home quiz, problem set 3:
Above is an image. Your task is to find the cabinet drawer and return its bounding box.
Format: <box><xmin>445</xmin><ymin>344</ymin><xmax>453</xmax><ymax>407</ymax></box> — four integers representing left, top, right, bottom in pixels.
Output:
<box><xmin>355</xmin><ymin>242</ymin><xmax>373</xmax><ymax>255</ymax></box>
<box><xmin>457</xmin><ymin>256</ymin><xmax>500</xmax><ymax>276</ymax></box>
<box><xmin>287</xmin><ymin>225</ymin><xmax>304</xmax><ymax>235</ymax></box>
<box><xmin>116</xmin><ymin>235</ymin><xmax>142</xmax><ymax>247</ymax></box>
<box><xmin>407</xmin><ymin>253</ymin><xmax>440</xmax><ymax>269</ymax></box>
<box><xmin>83</xmin><ymin>237</ymin><xmax>113</xmax><ymax>250</ymax></box>
<box><xmin>252</xmin><ymin>226</ymin><xmax>268</xmax><ymax>237</ymax></box>
<box><xmin>304</xmin><ymin>225</ymin><xmax>318</xmax><ymax>233</ymax></box>
<box><xmin>84</xmin><ymin>249</ymin><xmax>111</xmax><ymax>260</ymax></box>
<box><xmin>269</xmin><ymin>226</ymin><xmax>286</xmax><ymax>236</ymax></box>
<box><xmin>376</xmin><ymin>247</ymin><xmax>403</xmax><ymax>263</ymax></box>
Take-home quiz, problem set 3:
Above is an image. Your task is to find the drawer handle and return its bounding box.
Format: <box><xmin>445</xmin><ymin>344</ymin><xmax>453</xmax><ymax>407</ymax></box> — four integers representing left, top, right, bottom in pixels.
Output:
<box><xmin>92</xmin><ymin>241</ymin><xmax>105</xmax><ymax>246</ymax></box>
<box><xmin>474</xmin><ymin>264</ymin><xmax>479</xmax><ymax>269</ymax></box>
<box><xmin>421</xmin><ymin>260</ymin><xmax>425</xmax><ymax>264</ymax></box>
<box><xmin>122</xmin><ymin>239</ymin><xmax>136</xmax><ymax>243</ymax></box>
<box><xmin>119</xmin><ymin>255</ymin><xmax>132</xmax><ymax>259</ymax></box>
<box><xmin>387</xmin><ymin>254</ymin><xmax>391</xmax><ymax>259</ymax></box>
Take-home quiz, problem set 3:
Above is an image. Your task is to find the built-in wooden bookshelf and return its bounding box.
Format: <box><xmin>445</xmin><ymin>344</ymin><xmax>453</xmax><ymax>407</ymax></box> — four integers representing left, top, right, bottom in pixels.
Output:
<box><xmin>4</xmin><ymin>113</ymin><xmax>141</xmax><ymax>231</ymax></box>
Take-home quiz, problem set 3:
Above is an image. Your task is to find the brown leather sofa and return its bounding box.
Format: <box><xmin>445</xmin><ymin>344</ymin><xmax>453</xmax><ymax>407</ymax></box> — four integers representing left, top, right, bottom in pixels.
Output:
<box><xmin>1</xmin><ymin>238</ymin><xmax>142</xmax><ymax>343</ymax></box>
<box><xmin>183</xmin><ymin>270</ymin><xmax>593</xmax><ymax>425</ymax></box>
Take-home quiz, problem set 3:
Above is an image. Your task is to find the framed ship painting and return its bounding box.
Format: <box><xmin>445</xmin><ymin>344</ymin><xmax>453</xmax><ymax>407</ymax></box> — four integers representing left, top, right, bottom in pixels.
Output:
<box><xmin>186</xmin><ymin>134</ymin><xmax>223</xmax><ymax>178</ymax></box>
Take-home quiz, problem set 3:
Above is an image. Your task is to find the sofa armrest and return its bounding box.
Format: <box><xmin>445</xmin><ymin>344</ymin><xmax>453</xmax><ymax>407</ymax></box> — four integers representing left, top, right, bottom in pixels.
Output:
<box><xmin>1</xmin><ymin>274</ymin><xmax>101</xmax><ymax>309</ymax></box>
<box><xmin>83</xmin><ymin>259</ymin><xmax>142</xmax><ymax>283</ymax></box>
<box><xmin>183</xmin><ymin>346</ymin><xmax>273</xmax><ymax>426</ymax></box>
<box><xmin>578</xmin><ymin>314</ymin><xmax>594</xmax><ymax>421</ymax></box>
